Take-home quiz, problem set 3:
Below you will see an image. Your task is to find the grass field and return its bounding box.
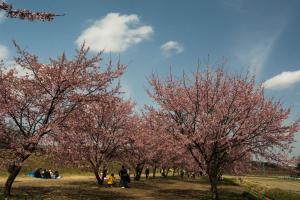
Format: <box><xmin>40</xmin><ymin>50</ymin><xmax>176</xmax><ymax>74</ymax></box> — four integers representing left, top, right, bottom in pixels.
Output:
<box><xmin>227</xmin><ymin>175</ymin><xmax>300</xmax><ymax>200</ymax></box>
<box><xmin>242</xmin><ymin>176</ymin><xmax>300</xmax><ymax>193</ymax></box>
<box><xmin>0</xmin><ymin>175</ymin><xmax>247</xmax><ymax>200</ymax></box>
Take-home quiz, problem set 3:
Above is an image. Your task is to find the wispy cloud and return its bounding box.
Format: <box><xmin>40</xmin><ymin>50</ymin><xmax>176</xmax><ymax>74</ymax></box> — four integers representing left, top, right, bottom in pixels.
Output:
<box><xmin>233</xmin><ymin>24</ymin><xmax>285</xmax><ymax>76</ymax></box>
<box><xmin>0</xmin><ymin>44</ymin><xmax>9</xmax><ymax>60</ymax></box>
<box><xmin>76</xmin><ymin>13</ymin><xmax>153</xmax><ymax>53</ymax></box>
<box><xmin>239</xmin><ymin>38</ymin><xmax>276</xmax><ymax>75</ymax></box>
<box><xmin>263</xmin><ymin>70</ymin><xmax>300</xmax><ymax>89</ymax></box>
<box><xmin>160</xmin><ymin>41</ymin><xmax>184</xmax><ymax>57</ymax></box>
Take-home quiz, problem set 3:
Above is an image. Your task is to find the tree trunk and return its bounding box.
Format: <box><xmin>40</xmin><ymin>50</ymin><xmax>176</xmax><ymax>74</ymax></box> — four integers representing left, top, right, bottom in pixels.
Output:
<box><xmin>209</xmin><ymin>174</ymin><xmax>219</xmax><ymax>200</ymax></box>
<box><xmin>172</xmin><ymin>168</ymin><xmax>176</xmax><ymax>176</ymax></box>
<box><xmin>152</xmin><ymin>166</ymin><xmax>156</xmax><ymax>178</ymax></box>
<box><xmin>166</xmin><ymin>168</ymin><xmax>170</xmax><ymax>177</ymax></box>
<box><xmin>93</xmin><ymin>168</ymin><xmax>102</xmax><ymax>185</ymax></box>
<box><xmin>161</xmin><ymin>168</ymin><xmax>165</xmax><ymax>177</ymax></box>
<box><xmin>99</xmin><ymin>167</ymin><xmax>107</xmax><ymax>185</ymax></box>
<box><xmin>134</xmin><ymin>163</ymin><xmax>143</xmax><ymax>181</ymax></box>
<box><xmin>4</xmin><ymin>164</ymin><xmax>22</xmax><ymax>197</ymax></box>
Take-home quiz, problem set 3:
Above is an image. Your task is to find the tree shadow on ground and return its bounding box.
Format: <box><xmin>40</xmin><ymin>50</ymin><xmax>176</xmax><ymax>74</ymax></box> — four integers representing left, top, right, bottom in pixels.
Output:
<box><xmin>68</xmin><ymin>179</ymin><xmax>162</xmax><ymax>191</ymax></box>
<box><xmin>158</xmin><ymin>176</ymin><xmax>239</xmax><ymax>186</ymax></box>
<box><xmin>0</xmin><ymin>185</ymin><xmax>136</xmax><ymax>200</ymax></box>
<box><xmin>140</xmin><ymin>178</ymin><xmax>178</xmax><ymax>185</ymax></box>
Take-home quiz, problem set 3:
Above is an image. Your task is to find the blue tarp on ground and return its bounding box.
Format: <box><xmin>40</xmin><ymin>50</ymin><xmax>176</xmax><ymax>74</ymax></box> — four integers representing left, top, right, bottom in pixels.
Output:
<box><xmin>27</xmin><ymin>172</ymin><xmax>35</xmax><ymax>177</ymax></box>
<box><xmin>26</xmin><ymin>172</ymin><xmax>61</xmax><ymax>179</ymax></box>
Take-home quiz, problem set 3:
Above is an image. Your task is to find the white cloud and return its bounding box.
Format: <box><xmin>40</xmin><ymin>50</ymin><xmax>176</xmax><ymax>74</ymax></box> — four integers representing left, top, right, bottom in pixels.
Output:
<box><xmin>0</xmin><ymin>44</ymin><xmax>31</xmax><ymax>76</ymax></box>
<box><xmin>76</xmin><ymin>13</ymin><xmax>153</xmax><ymax>53</ymax></box>
<box><xmin>263</xmin><ymin>70</ymin><xmax>300</xmax><ymax>89</ymax></box>
<box><xmin>160</xmin><ymin>41</ymin><xmax>184</xmax><ymax>57</ymax></box>
<box><xmin>0</xmin><ymin>44</ymin><xmax>9</xmax><ymax>60</ymax></box>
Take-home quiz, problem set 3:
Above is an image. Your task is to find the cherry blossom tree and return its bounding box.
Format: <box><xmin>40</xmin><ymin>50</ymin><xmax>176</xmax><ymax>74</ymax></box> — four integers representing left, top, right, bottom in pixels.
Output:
<box><xmin>119</xmin><ymin>116</ymin><xmax>147</xmax><ymax>181</ymax></box>
<box><xmin>52</xmin><ymin>96</ymin><xmax>135</xmax><ymax>185</ymax></box>
<box><xmin>148</xmin><ymin>67</ymin><xmax>300</xmax><ymax>200</ymax></box>
<box><xmin>142</xmin><ymin>108</ymin><xmax>185</xmax><ymax>178</ymax></box>
<box><xmin>0</xmin><ymin>43</ymin><xmax>125</xmax><ymax>197</ymax></box>
<box><xmin>122</xmin><ymin>109</ymin><xmax>188</xmax><ymax>180</ymax></box>
<box><xmin>0</xmin><ymin>0</ymin><xmax>63</xmax><ymax>21</ymax></box>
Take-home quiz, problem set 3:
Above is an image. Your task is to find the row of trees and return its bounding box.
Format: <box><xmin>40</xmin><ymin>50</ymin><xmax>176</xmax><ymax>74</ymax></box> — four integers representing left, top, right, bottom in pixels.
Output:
<box><xmin>0</xmin><ymin>5</ymin><xmax>299</xmax><ymax>199</ymax></box>
<box><xmin>0</xmin><ymin>44</ymin><xmax>299</xmax><ymax>200</ymax></box>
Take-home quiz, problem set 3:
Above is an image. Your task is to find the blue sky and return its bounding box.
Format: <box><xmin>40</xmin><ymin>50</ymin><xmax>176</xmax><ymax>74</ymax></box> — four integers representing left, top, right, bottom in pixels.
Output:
<box><xmin>1</xmin><ymin>0</ymin><xmax>300</xmax><ymax>155</ymax></box>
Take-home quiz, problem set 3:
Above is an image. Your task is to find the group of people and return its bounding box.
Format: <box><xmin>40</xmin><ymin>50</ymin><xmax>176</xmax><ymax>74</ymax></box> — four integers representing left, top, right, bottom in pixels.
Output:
<box><xmin>32</xmin><ymin>168</ymin><xmax>60</xmax><ymax>179</ymax></box>
<box><xmin>106</xmin><ymin>165</ymin><xmax>130</xmax><ymax>188</ymax></box>
<box><xmin>106</xmin><ymin>166</ymin><xmax>151</xmax><ymax>188</ymax></box>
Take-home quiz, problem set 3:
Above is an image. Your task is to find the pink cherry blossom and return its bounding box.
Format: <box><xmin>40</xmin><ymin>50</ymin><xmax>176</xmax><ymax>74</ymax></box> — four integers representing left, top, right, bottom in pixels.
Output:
<box><xmin>147</xmin><ymin>66</ymin><xmax>300</xmax><ymax>200</ymax></box>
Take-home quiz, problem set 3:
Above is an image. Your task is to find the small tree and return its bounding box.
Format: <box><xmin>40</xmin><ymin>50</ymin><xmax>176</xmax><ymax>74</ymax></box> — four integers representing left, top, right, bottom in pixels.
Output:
<box><xmin>53</xmin><ymin>96</ymin><xmax>135</xmax><ymax>185</ymax></box>
<box><xmin>0</xmin><ymin>43</ymin><xmax>125</xmax><ymax>196</ymax></box>
<box><xmin>148</xmin><ymin>67</ymin><xmax>300</xmax><ymax>200</ymax></box>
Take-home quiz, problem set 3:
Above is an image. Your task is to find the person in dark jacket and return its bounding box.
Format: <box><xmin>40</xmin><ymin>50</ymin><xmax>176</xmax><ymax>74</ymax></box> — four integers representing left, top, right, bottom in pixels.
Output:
<box><xmin>119</xmin><ymin>166</ymin><xmax>129</xmax><ymax>188</ymax></box>
<box><xmin>34</xmin><ymin>168</ymin><xmax>42</xmax><ymax>178</ymax></box>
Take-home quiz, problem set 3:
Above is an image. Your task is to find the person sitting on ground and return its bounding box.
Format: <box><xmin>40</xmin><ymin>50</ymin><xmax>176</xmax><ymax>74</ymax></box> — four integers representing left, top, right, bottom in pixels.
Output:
<box><xmin>42</xmin><ymin>169</ymin><xmax>51</xmax><ymax>179</ymax></box>
<box><xmin>54</xmin><ymin>171</ymin><xmax>60</xmax><ymax>179</ymax></box>
<box><xmin>34</xmin><ymin>168</ymin><xmax>42</xmax><ymax>178</ymax></box>
<box><xmin>49</xmin><ymin>170</ymin><xmax>56</xmax><ymax>179</ymax></box>
<box><xmin>41</xmin><ymin>169</ymin><xmax>46</xmax><ymax>178</ymax></box>
<box><xmin>107</xmin><ymin>173</ymin><xmax>116</xmax><ymax>187</ymax></box>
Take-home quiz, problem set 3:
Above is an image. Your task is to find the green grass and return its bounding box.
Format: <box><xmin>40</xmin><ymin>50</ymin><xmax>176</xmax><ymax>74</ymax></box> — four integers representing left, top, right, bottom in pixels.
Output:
<box><xmin>226</xmin><ymin>175</ymin><xmax>300</xmax><ymax>200</ymax></box>
<box><xmin>265</xmin><ymin>189</ymin><xmax>300</xmax><ymax>200</ymax></box>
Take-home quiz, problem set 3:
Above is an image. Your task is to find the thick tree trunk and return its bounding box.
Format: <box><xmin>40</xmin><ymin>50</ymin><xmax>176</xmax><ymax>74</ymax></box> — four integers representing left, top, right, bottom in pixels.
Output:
<box><xmin>4</xmin><ymin>165</ymin><xmax>22</xmax><ymax>197</ymax></box>
<box><xmin>134</xmin><ymin>163</ymin><xmax>144</xmax><ymax>181</ymax></box>
<box><xmin>152</xmin><ymin>166</ymin><xmax>156</xmax><ymax>178</ymax></box>
<box><xmin>99</xmin><ymin>167</ymin><xmax>107</xmax><ymax>185</ymax></box>
<box><xmin>209</xmin><ymin>175</ymin><xmax>219</xmax><ymax>200</ymax></box>
<box><xmin>161</xmin><ymin>168</ymin><xmax>166</xmax><ymax>177</ymax></box>
<box><xmin>93</xmin><ymin>168</ymin><xmax>102</xmax><ymax>185</ymax></box>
